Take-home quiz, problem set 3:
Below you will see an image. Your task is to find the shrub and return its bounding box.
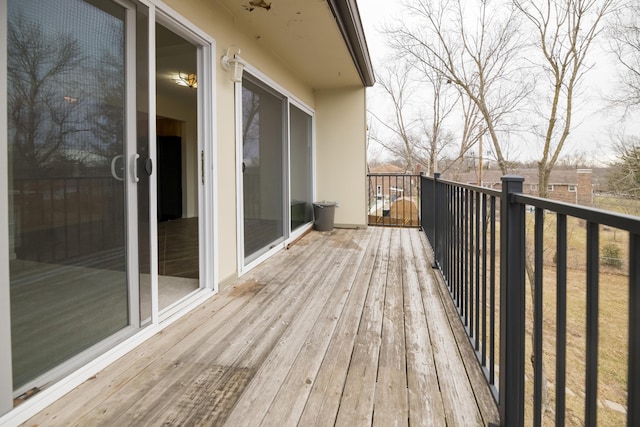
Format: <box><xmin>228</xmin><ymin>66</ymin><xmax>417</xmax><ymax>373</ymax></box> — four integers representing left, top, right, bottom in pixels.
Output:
<box><xmin>602</xmin><ymin>243</ymin><xmax>623</xmax><ymax>268</ymax></box>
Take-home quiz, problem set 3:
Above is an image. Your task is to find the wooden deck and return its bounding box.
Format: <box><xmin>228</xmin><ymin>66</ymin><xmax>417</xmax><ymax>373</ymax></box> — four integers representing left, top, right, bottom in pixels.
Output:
<box><xmin>25</xmin><ymin>227</ymin><xmax>499</xmax><ymax>426</ymax></box>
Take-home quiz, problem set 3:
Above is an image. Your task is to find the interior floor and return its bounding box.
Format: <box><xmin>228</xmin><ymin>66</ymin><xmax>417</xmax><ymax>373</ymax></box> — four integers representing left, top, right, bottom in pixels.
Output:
<box><xmin>158</xmin><ymin>217</ymin><xmax>199</xmax><ymax>279</ymax></box>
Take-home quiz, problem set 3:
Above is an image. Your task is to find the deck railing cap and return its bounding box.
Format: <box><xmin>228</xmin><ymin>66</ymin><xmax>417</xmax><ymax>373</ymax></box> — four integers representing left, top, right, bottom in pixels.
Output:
<box><xmin>501</xmin><ymin>175</ymin><xmax>524</xmax><ymax>182</ymax></box>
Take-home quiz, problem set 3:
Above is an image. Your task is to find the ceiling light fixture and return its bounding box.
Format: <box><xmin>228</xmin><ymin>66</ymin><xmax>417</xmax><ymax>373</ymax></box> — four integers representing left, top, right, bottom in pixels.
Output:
<box><xmin>175</xmin><ymin>72</ymin><xmax>198</xmax><ymax>88</ymax></box>
<box><xmin>221</xmin><ymin>46</ymin><xmax>247</xmax><ymax>83</ymax></box>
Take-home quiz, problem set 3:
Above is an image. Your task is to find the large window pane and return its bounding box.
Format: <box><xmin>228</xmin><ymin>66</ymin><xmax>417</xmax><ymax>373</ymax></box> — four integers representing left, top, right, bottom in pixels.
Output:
<box><xmin>242</xmin><ymin>78</ymin><xmax>285</xmax><ymax>262</ymax></box>
<box><xmin>7</xmin><ymin>0</ymin><xmax>129</xmax><ymax>389</ymax></box>
<box><xmin>290</xmin><ymin>105</ymin><xmax>313</xmax><ymax>231</ymax></box>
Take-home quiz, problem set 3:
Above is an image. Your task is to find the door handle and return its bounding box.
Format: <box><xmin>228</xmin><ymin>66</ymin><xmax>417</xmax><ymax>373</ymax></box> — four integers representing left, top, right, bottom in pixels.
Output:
<box><xmin>144</xmin><ymin>158</ymin><xmax>153</xmax><ymax>176</ymax></box>
<box><xmin>111</xmin><ymin>155</ymin><xmax>124</xmax><ymax>181</ymax></box>
<box><xmin>132</xmin><ymin>154</ymin><xmax>140</xmax><ymax>183</ymax></box>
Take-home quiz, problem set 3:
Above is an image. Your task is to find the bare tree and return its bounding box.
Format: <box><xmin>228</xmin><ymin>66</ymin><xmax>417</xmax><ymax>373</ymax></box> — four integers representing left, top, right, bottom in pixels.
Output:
<box><xmin>388</xmin><ymin>0</ymin><xmax>532</xmax><ymax>174</ymax></box>
<box><xmin>368</xmin><ymin>60</ymin><xmax>423</xmax><ymax>172</ymax></box>
<box><xmin>515</xmin><ymin>1</ymin><xmax>615</xmax><ymax>419</ymax></box>
<box><xmin>7</xmin><ymin>18</ymin><xmax>84</xmax><ymax>177</ymax></box>
<box><xmin>417</xmin><ymin>63</ymin><xmax>461</xmax><ymax>174</ymax></box>
<box><xmin>515</xmin><ymin>0</ymin><xmax>616</xmax><ymax>197</ymax></box>
<box><xmin>609</xmin><ymin>134</ymin><xmax>640</xmax><ymax>197</ymax></box>
<box><xmin>369</xmin><ymin>56</ymin><xmax>482</xmax><ymax>175</ymax></box>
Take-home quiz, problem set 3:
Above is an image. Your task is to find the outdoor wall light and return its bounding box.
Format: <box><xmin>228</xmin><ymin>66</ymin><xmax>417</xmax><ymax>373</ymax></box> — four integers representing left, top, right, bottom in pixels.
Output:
<box><xmin>221</xmin><ymin>46</ymin><xmax>246</xmax><ymax>83</ymax></box>
<box><xmin>175</xmin><ymin>72</ymin><xmax>198</xmax><ymax>88</ymax></box>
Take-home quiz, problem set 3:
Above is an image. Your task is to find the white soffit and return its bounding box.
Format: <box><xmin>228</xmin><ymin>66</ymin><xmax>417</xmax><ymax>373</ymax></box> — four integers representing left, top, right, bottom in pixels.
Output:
<box><xmin>216</xmin><ymin>0</ymin><xmax>372</xmax><ymax>88</ymax></box>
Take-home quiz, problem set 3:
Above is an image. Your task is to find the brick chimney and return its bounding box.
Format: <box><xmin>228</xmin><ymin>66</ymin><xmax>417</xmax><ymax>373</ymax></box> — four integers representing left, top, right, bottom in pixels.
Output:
<box><xmin>577</xmin><ymin>169</ymin><xmax>593</xmax><ymax>206</ymax></box>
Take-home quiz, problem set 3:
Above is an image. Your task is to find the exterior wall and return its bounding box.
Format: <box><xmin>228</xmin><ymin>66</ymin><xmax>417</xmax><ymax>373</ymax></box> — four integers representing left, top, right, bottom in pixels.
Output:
<box><xmin>546</xmin><ymin>184</ymin><xmax>578</xmax><ymax>204</ymax></box>
<box><xmin>315</xmin><ymin>87</ymin><xmax>367</xmax><ymax>228</ymax></box>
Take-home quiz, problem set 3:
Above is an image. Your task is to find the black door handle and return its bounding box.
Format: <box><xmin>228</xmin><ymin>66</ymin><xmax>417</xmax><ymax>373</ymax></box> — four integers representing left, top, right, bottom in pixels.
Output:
<box><xmin>144</xmin><ymin>158</ymin><xmax>153</xmax><ymax>176</ymax></box>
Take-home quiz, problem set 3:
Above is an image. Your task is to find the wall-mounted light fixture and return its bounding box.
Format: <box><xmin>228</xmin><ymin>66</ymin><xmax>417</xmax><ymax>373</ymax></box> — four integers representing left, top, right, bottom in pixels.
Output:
<box><xmin>221</xmin><ymin>46</ymin><xmax>247</xmax><ymax>83</ymax></box>
<box><xmin>175</xmin><ymin>72</ymin><xmax>198</xmax><ymax>88</ymax></box>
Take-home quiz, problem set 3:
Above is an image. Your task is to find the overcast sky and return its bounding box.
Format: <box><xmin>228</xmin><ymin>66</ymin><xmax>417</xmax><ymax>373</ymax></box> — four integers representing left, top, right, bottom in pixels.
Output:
<box><xmin>357</xmin><ymin>0</ymin><xmax>638</xmax><ymax>165</ymax></box>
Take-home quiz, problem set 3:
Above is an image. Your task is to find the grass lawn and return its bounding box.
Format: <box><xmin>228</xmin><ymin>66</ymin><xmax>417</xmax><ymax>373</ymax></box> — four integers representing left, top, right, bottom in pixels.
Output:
<box><xmin>521</xmin><ymin>213</ymin><xmax>629</xmax><ymax>425</ymax></box>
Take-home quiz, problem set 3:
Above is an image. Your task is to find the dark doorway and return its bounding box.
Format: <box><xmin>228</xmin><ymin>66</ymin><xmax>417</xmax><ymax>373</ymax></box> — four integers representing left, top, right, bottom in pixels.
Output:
<box><xmin>157</xmin><ymin>136</ymin><xmax>182</xmax><ymax>222</ymax></box>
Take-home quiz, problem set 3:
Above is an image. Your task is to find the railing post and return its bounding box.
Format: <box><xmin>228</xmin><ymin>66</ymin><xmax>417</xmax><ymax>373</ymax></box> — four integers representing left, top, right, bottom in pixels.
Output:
<box><xmin>499</xmin><ymin>175</ymin><xmax>525</xmax><ymax>427</ymax></box>
<box><xmin>432</xmin><ymin>173</ymin><xmax>440</xmax><ymax>269</ymax></box>
<box><xmin>629</xmin><ymin>233</ymin><xmax>640</xmax><ymax>426</ymax></box>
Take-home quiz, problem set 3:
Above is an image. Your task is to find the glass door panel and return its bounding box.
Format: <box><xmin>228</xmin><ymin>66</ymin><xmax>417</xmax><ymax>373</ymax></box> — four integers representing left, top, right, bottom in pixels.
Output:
<box><xmin>155</xmin><ymin>22</ymin><xmax>200</xmax><ymax>311</ymax></box>
<box><xmin>7</xmin><ymin>0</ymin><xmax>131</xmax><ymax>390</ymax></box>
<box><xmin>242</xmin><ymin>78</ymin><xmax>285</xmax><ymax>263</ymax></box>
<box><xmin>289</xmin><ymin>105</ymin><xmax>313</xmax><ymax>232</ymax></box>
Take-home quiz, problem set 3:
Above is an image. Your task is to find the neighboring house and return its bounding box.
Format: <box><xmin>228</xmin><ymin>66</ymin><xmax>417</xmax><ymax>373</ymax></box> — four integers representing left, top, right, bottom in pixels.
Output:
<box><xmin>449</xmin><ymin>168</ymin><xmax>596</xmax><ymax>206</ymax></box>
<box><xmin>368</xmin><ymin>164</ymin><xmax>408</xmax><ymax>203</ymax></box>
<box><xmin>0</xmin><ymin>0</ymin><xmax>374</xmax><ymax>422</ymax></box>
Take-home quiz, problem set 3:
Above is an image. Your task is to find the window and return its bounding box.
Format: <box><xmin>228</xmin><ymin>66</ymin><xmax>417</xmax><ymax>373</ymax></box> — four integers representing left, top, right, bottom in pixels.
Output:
<box><xmin>568</xmin><ymin>185</ymin><xmax>577</xmax><ymax>192</ymax></box>
<box><xmin>547</xmin><ymin>185</ymin><xmax>554</xmax><ymax>192</ymax></box>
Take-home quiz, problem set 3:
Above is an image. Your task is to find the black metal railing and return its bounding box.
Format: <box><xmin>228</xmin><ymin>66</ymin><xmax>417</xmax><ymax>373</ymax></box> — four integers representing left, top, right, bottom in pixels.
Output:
<box><xmin>367</xmin><ymin>173</ymin><xmax>420</xmax><ymax>227</ymax></box>
<box><xmin>421</xmin><ymin>173</ymin><xmax>640</xmax><ymax>426</ymax></box>
<box><xmin>11</xmin><ymin>176</ymin><xmax>125</xmax><ymax>264</ymax></box>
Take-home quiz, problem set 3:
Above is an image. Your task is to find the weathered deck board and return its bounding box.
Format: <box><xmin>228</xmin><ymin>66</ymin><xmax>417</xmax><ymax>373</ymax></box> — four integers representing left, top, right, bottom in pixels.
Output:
<box><xmin>104</xmin><ymin>230</ymin><xmax>351</xmax><ymax>426</ymax></box>
<box><xmin>259</xmin><ymin>230</ymin><xmax>372</xmax><ymax>426</ymax></box>
<box><xmin>333</xmin><ymin>227</ymin><xmax>390</xmax><ymax>426</ymax></box>
<box><xmin>297</xmin><ymin>227</ymin><xmax>384</xmax><ymax>426</ymax></box>
<box><xmin>403</xmin><ymin>228</ymin><xmax>446</xmax><ymax>425</ymax></box>
<box><xmin>372</xmin><ymin>228</ymin><xmax>409</xmax><ymax>426</ymax></box>
<box><xmin>23</xmin><ymin>227</ymin><xmax>499</xmax><ymax>427</ymax></box>
<box><xmin>413</xmin><ymin>230</ymin><xmax>484</xmax><ymax>425</ymax></box>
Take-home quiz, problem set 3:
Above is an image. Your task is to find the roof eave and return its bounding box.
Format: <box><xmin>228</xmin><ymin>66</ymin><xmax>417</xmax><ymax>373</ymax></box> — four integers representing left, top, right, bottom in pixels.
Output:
<box><xmin>327</xmin><ymin>0</ymin><xmax>376</xmax><ymax>87</ymax></box>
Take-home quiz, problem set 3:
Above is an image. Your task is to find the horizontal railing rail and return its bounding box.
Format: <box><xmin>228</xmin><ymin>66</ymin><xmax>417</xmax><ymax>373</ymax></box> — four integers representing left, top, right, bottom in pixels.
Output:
<box><xmin>421</xmin><ymin>173</ymin><xmax>640</xmax><ymax>426</ymax></box>
<box><xmin>366</xmin><ymin>173</ymin><xmax>421</xmax><ymax>227</ymax></box>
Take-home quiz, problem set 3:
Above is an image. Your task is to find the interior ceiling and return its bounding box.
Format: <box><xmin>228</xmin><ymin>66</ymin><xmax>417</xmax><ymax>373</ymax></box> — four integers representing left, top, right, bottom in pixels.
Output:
<box><xmin>216</xmin><ymin>0</ymin><xmax>361</xmax><ymax>89</ymax></box>
<box><xmin>156</xmin><ymin>23</ymin><xmax>198</xmax><ymax>104</ymax></box>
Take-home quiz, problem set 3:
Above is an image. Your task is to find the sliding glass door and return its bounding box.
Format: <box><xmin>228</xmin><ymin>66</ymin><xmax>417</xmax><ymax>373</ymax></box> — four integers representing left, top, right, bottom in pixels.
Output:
<box><xmin>239</xmin><ymin>75</ymin><xmax>314</xmax><ymax>270</ymax></box>
<box><xmin>241</xmin><ymin>77</ymin><xmax>285</xmax><ymax>263</ymax></box>
<box><xmin>7</xmin><ymin>0</ymin><xmax>140</xmax><ymax>391</ymax></box>
<box><xmin>289</xmin><ymin>105</ymin><xmax>313</xmax><ymax>232</ymax></box>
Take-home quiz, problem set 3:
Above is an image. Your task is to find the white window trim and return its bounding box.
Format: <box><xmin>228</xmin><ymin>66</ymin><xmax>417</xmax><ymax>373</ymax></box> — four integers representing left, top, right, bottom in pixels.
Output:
<box><xmin>0</xmin><ymin>0</ymin><xmax>13</xmax><ymax>416</ymax></box>
<box><xmin>547</xmin><ymin>184</ymin><xmax>554</xmax><ymax>192</ymax></box>
<box><xmin>568</xmin><ymin>185</ymin><xmax>577</xmax><ymax>193</ymax></box>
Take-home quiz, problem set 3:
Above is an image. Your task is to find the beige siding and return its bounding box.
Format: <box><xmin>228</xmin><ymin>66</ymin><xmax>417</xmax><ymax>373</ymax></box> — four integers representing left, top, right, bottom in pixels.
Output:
<box><xmin>315</xmin><ymin>87</ymin><xmax>368</xmax><ymax>228</ymax></box>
